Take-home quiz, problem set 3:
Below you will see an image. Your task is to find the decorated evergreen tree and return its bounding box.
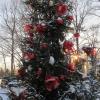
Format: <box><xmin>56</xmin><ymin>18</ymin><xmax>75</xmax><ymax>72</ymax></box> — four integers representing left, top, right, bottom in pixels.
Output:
<box><xmin>18</xmin><ymin>0</ymin><xmax>83</xmax><ymax>100</ymax></box>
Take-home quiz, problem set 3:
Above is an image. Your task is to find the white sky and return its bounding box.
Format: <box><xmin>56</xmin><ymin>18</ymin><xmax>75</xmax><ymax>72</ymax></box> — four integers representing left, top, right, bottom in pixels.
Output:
<box><xmin>0</xmin><ymin>0</ymin><xmax>13</xmax><ymax>70</ymax></box>
<box><xmin>0</xmin><ymin>0</ymin><xmax>6</xmax><ymax>66</ymax></box>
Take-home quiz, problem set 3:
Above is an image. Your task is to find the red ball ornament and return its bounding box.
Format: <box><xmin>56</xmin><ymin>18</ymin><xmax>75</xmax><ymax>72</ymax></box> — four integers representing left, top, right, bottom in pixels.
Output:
<box><xmin>56</xmin><ymin>17</ymin><xmax>64</xmax><ymax>25</ymax></box>
<box><xmin>18</xmin><ymin>67</ymin><xmax>26</xmax><ymax>77</ymax></box>
<box><xmin>36</xmin><ymin>23</ymin><xmax>47</xmax><ymax>34</ymax></box>
<box><xmin>73</xmin><ymin>33</ymin><xmax>80</xmax><ymax>38</ymax></box>
<box><xmin>63</xmin><ymin>41</ymin><xmax>74</xmax><ymax>50</ymax></box>
<box><xmin>23</xmin><ymin>52</ymin><xmax>36</xmax><ymax>61</ymax></box>
<box><xmin>56</xmin><ymin>3</ymin><xmax>68</xmax><ymax>16</ymax></box>
<box><xmin>24</xmin><ymin>24</ymin><xmax>33</xmax><ymax>33</ymax></box>
<box><xmin>40</xmin><ymin>43</ymin><xmax>48</xmax><ymax>49</ymax></box>
<box><xmin>64</xmin><ymin>48</ymin><xmax>75</xmax><ymax>54</ymax></box>
<box><xmin>45</xmin><ymin>75</ymin><xmax>60</xmax><ymax>91</ymax></box>
<box><xmin>66</xmin><ymin>16</ymin><xmax>74</xmax><ymax>21</ymax></box>
<box><xmin>67</xmin><ymin>63</ymin><xmax>76</xmax><ymax>72</ymax></box>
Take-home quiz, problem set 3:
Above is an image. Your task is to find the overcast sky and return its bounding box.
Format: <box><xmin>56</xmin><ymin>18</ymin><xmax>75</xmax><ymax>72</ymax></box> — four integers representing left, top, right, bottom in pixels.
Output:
<box><xmin>0</xmin><ymin>0</ymin><xmax>12</xmax><ymax>69</ymax></box>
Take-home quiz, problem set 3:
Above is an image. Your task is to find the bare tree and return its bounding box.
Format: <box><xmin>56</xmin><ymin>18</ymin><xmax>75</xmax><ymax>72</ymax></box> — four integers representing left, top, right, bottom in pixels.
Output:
<box><xmin>0</xmin><ymin>0</ymin><xmax>25</xmax><ymax>75</ymax></box>
<box><xmin>0</xmin><ymin>47</ymin><xmax>7</xmax><ymax>74</ymax></box>
<box><xmin>72</xmin><ymin>0</ymin><xmax>100</xmax><ymax>51</ymax></box>
<box><xmin>80</xmin><ymin>24</ymin><xmax>100</xmax><ymax>48</ymax></box>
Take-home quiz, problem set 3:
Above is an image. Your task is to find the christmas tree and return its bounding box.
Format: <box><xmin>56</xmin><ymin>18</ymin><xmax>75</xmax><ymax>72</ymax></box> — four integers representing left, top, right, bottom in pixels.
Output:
<box><xmin>18</xmin><ymin>0</ymin><xmax>83</xmax><ymax>99</ymax></box>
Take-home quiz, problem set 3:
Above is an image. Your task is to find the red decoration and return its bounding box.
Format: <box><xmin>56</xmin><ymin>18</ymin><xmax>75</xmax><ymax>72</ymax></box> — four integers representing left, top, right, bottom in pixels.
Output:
<box><xmin>63</xmin><ymin>41</ymin><xmax>74</xmax><ymax>50</ymax></box>
<box><xmin>45</xmin><ymin>75</ymin><xmax>60</xmax><ymax>91</ymax></box>
<box><xmin>56</xmin><ymin>3</ymin><xmax>68</xmax><ymax>16</ymax></box>
<box><xmin>91</xmin><ymin>48</ymin><xmax>96</xmax><ymax>56</ymax></box>
<box><xmin>59</xmin><ymin>75</ymin><xmax>65</xmax><ymax>81</ymax></box>
<box><xmin>23</xmin><ymin>52</ymin><xmax>36</xmax><ymax>61</ymax></box>
<box><xmin>67</xmin><ymin>63</ymin><xmax>76</xmax><ymax>72</ymax></box>
<box><xmin>64</xmin><ymin>47</ymin><xmax>75</xmax><ymax>54</ymax></box>
<box><xmin>56</xmin><ymin>17</ymin><xmax>64</xmax><ymax>25</ymax></box>
<box><xmin>66</xmin><ymin>16</ymin><xmax>74</xmax><ymax>21</ymax></box>
<box><xmin>82</xmin><ymin>47</ymin><xmax>97</xmax><ymax>56</ymax></box>
<box><xmin>36</xmin><ymin>23</ymin><xmax>47</xmax><ymax>34</ymax></box>
<box><xmin>28</xmin><ymin>32</ymin><xmax>34</xmax><ymax>37</ymax></box>
<box><xmin>73</xmin><ymin>33</ymin><xmax>80</xmax><ymax>38</ymax></box>
<box><xmin>24</xmin><ymin>24</ymin><xmax>33</xmax><ymax>33</ymax></box>
<box><xmin>40</xmin><ymin>43</ymin><xmax>48</xmax><ymax>49</ymax></box>
<box><xmin>18</xmin><ymin>67</ymin><xmax>26</xmax><ymax>77</ymax></box>
<box><xmin>82</xmin><ymin>47</ymin><xmax>92</xmax><ymax>55</ymax></box>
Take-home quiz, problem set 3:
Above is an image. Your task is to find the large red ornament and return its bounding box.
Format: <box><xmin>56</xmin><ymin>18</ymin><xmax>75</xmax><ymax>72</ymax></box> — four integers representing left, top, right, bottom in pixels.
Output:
<box><xmin>56</xmin><ymin>17</ymin><xmax>64</xmax><ymax>25</ymax></box>
<box><xmin>23</xmin><ymin>52</ymin><xmax>36</xmax><ymax>61</ymax></box>
<box><xmin>18</xmin><ymin>67</ymin><xmax>26</xmax><ymax>77</ymax></box>
<box><xmin>36</xmin><ymin>23</ymin><xmax>47</xmax><ymax>34</ymax></box>
<box><xmin>63</xmin><ymin>41</ymin><xmax>74</xmax><ymax>50</ymax></box>
<box><xmin>64</xmin><ymin>48</ymin><xmax>75</xmax><ymax>54</ymax></box>
<box><xmin>73</xmin><ymin>33</ymin><xmax>80</xmax><ymax>38</ymax></box>
<box><xmin>56</xmin><ymin>3</ymin><xmax>68</xmax><ymax>16</ymax></box>
<box><xmin>24</xmin><ymin>24</ymin><xmax>33</xmax><ymax>33</ymax></box>
<box><xmin>45</xmin><ymin>75</ymin><xmax>60</xmax><ymax>91</ymax></box>
<box><xmin>66</xmin><ymin>16</ymin><xmax>74</xmax><ymax>21</ymax></box>
<box><xmin>67</xmin><ymin>63</ymin><xmax>76</xmax><ymax>72</ymax></box>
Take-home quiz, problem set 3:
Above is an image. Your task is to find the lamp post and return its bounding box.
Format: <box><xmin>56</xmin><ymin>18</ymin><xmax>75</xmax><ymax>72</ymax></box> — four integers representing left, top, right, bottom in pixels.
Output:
<box><xmin>91</xmin><ymin>47</ymin><xmax>97</xmax><ymax>76</ymax></box>
<box><xmin>76</xmin><ymin>37</ymin><xmax>79</xmax><ymax>53</ymax></box>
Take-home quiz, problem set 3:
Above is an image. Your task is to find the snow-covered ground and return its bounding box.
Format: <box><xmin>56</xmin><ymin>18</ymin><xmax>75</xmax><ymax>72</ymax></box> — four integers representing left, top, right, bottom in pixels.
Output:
<box><xmin>8</xmin><ymin>80</ymin><xmax>26</xmax><ymax>96</ymax></box>
<box><xmin>10</xmin><ymin>87</ymin><xmax>26</xmax><ymax>96</ymax></box>
<box><xmin>0</xmin><ymin>78</ymin><xmax>100</xmax><ymax>100</ymax></box>
<box><xmin>0</xmin><ymin>87</ymin><xmax>10</xmax><ymax>100</ymax></box>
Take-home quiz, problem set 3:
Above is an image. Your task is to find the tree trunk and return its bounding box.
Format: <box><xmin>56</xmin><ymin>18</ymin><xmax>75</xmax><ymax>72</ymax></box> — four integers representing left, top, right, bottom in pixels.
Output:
<box><xmin>11</xmin><ymin>31</ymin><xmax>14</xmax><ymax>76</ymax></box>
<box><xmin>1</xmin><ymin>48</ymin><xmax>7</xmax><ymax>76</ymax></box>
<box><xmin>2</xmin><ymin>53</ymin><xmax>7</xmax><ymax>76</ymax></box>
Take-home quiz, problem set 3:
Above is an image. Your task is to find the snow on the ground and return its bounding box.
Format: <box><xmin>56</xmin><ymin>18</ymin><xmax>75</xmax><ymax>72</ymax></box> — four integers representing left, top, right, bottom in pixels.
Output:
<box><xmin>8</xmin><ymin>80</ymin><xmax>21</xmax><ymax>85</ymax></box>
<box><xmin>8</xmin><ymin>80</ymin><xmax>26</xmax><ymax>96</ymax></box>
<box><xmin>0</xmin><ymin>87</ymin><xmax>10</xmax><ymax>94</ymax></box>
<box><xmin>11</xmin><ymin>87</ymin><xmax>26</xmax><ymax>96</ymax></box>
<box><xmin>0</xmin><ymin>93</ymin><xmax>10</xmax><ymax>100</ymax></box>
<box><xmin>0</xmin><ymin>87</ymin><xmax>10</xmax><ymax>100</ymax></box>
